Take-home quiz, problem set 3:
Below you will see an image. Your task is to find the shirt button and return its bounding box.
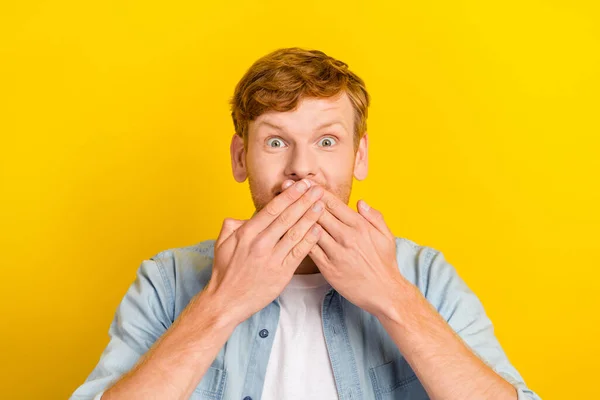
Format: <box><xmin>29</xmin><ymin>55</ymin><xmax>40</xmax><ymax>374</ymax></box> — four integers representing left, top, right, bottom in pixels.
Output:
<box><xmin>258</xmin><ymin>329</ymin><xmax>269</xmax><ymax>338</ymax></box>
<box><xmin>243</xmin><ymin>397</ymin><xmax>252</xmax><ymax>400</ymax></box>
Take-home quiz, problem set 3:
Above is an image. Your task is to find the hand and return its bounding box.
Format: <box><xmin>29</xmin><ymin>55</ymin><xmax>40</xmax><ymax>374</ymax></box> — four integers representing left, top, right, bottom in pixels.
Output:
<box><xmin>204</xmin><ymin>179</ymin><xmax>325</xmax><ymax>325</ymax></box>
<box><xmin>289</xmin><ymin>183</ymin><xmax>406</xmax><ymax>318</ymax></box>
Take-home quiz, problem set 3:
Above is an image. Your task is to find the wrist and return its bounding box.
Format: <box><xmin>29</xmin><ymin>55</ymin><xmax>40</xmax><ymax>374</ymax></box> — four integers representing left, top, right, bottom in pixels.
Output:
<box><xmin>374</xmin><ymin>277</ymin><xmax>421</xmax><ymax>325</ymax></box>
<box><xmin>191</xmin><ymin>284</ymin><xmax>244</xmax><ymax>332</ymax></box>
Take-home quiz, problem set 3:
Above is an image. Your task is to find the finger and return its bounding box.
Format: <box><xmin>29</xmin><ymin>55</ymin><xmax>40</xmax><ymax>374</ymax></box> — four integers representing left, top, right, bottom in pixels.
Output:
<box><xmin>317</xmin><ymin>209</ymin><xmax>347</xmax><ymax>241</ymax></box>
<box><xmin>273</xmin><ymin>200</ymin><xmax>325</xmax><ymax>259</ymax></box>
<box><xmin>247</xmin><ymin>178</ymin><xmax>314</xmax><ymax>233</ymax></box>
<box><xmin>281</xmin><ymin>222</ymin><xmax>322</xmax><ymax>271</ymax></box>
<box><xmin>281</xmin><ymin>180</ymin><xmax>294</xmax><ymax>190</ymax></box>
<box><xmin>358</xmin><ymin>200</ymin><xmax>394</xmax><ymax>238</ymax></box>
<box><xmin>308</xmin><ymin>242</ymin><xmax>330</xmax><ymax>269</ymax></box>
<box><xmin>321</xmin><ymin>189</ymin><xmax>359</xmax><ymax>227</ymax></box>
<box><xmin>316</xmin><ymin>223</ymin><xmax>339</xmax><ymax>256</ymax></box>
<box><xmin>259</xmin><ymin>184</ymin><xmax>325</xmax><ymax>247</ymax></box>
<box><xmin>216</xmin><ymin>218</ymin><xmax>246</xmax><ymax>248</ymax></box>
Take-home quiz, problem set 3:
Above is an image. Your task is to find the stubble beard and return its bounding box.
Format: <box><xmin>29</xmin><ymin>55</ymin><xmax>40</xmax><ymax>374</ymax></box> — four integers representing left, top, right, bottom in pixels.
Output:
<box><xmin>247</xmin><ymin>174</ymin><xmax>354</xmax><ymax>214</ymax></box>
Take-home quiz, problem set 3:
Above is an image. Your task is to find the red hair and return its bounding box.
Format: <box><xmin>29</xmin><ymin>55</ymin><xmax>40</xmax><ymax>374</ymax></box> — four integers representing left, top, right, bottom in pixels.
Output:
<box><xmin>230</xmin><ymin>47</ymin><xmax>370</xmax><ymax>149</ymax></box>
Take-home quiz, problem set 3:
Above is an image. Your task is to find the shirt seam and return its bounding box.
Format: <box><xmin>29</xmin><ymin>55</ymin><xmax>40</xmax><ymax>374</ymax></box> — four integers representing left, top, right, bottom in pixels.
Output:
<box><xmin>421</xmin><ymin>246</ymin><xmax>438</xmax><ymax>299</ymax></box>
<box><xmin>152</xmin><ymin>255</ymin><xmax>175</xmax><ymax>322</ymax></box>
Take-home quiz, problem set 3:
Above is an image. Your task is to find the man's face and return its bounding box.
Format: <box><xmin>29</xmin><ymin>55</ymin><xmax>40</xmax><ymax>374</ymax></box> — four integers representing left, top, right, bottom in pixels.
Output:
<box><xmin>231</xmin><ymin>91</ymin><xmax>368</xmax><ymax>212</ymax></box>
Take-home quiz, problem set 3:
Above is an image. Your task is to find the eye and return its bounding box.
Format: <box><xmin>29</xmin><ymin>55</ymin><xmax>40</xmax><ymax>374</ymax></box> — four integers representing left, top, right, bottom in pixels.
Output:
<box><xmin>318</xmin><ymin>137</ymin><xmax>337</xmax><ymax>147</ymax></box>
<box><xmin>266</xmin><ymin>137</ymin><xmax>287</xmax><ymax>148</ymax></box>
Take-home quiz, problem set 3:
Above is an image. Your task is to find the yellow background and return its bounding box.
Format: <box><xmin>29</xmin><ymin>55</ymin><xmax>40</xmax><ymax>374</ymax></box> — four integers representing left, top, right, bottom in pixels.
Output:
<box><xmin>1</xmin><ymin>1</ymin><xmax>598</xmax><ymax>399</ymax></box>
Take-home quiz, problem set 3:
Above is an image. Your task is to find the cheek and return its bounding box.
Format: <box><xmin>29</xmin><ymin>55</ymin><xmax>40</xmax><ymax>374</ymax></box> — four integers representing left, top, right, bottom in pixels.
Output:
<box><xmin>319</xmin><ymin>158</ymin><xmax>354</xmax><ymax>203</ymax></box>
<box><xmin>247</xmin><ymin>151</ymin><xmax>283</xmax><ymax>177</ymax></box>
<box><xmin>320</xmin><ymin>153</ymin><xmax>355</xmax><ymax>179</ymax></box>
<box><xmin>247</xmin><ymin>155</ymin><xmax>285</xmax><ymax>194</ymax></box>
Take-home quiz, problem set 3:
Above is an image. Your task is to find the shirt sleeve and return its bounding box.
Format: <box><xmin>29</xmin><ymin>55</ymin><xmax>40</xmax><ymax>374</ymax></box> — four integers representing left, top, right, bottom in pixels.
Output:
<box><xmin>423</xmin><ymin>248</ymin><xmax>542</xmax><ymax>400</ymax></box>
<box><xmin>69</xmin><ymin>257</ymin><xmax>174</xmax><ymax>400</ymax></box>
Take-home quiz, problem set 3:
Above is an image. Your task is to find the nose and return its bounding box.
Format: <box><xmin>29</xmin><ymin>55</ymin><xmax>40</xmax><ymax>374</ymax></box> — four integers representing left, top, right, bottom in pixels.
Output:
<box><xmin>283</xmin><ymin>146</ymin><xmax>317</xmax><ymax>180</ymax></box>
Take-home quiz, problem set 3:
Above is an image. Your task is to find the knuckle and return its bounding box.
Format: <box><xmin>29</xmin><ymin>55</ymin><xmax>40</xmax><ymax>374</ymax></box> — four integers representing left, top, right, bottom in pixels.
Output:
<box><xmin>291</xmin><ymin>245</ymin><xmax>305</xmax><ymax>260</ymax></box>
<box><xmin>326</xmin><ymin>199</ymin><xmax>337</xmax><ymax>210</ymax></box>
<box><xmin>287</xmin><ymin>228</ymin><xmax>301</xmax><ymax>242</ymax></box>
<box><xmin>284</xmin><ymin>188</ymin><xmax>297</xmax><ymax>202</ymax></box>
<box><xmin>277</xmin><ymin>211</ymin><xmax>291</xmax><ymax>227</ymax></box>
<box><xmin>264</xmin><ymin>203</ymin><xmax>279</xmax><ymax>217</ymax></box>
<box><xmin>340</xmin><ymin>234</ymin><xmax>355</xmax><ymax>247</ymax></box>
<box><xmin>347</xmin><ymin>216</ymin><xmax>358</xmax><ymax>228</ymax></box>
<box><xmin>233</xmin><ymin>227</ymin><xmax>246</xmax><ymax>241</ymax></box>
<box><xmin>222</xmin><ymin>217</ymin><xmax>234</xmax><ymax>227</ymax></box>
<box><xmin>234</xmin><ymin>226</ymin><xmax>246</xmax><ymax>240</ymax></box>
<box><xmin>305</xmin><ymin>231</ymin><xmax>319</xmax><ymax>244</ymax></box>
<box><xmin>230</xmin><ymin>219</ymin><xmax>245</xmax><ymax>231</ymax></box>
<box><xmin>252</xmin><ymin>236</ymin><xmax>269</xmax><ymax>254</ymax></box>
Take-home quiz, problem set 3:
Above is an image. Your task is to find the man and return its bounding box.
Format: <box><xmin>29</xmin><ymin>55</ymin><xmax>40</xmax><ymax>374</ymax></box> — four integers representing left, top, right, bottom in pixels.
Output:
<box><xmin>71</xmin><ymin>47</ymin><xmax>541</xmax><ymax>400</ymax></box>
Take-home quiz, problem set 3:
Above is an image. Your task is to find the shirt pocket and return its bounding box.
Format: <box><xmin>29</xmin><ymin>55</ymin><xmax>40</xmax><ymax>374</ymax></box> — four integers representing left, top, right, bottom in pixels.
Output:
<box><xmin>368</xmin><ymin>357</ymin><xmax>429</xmax><ymax>400</ymax></box>
<box><xmin>190</xmin><ymin>366</ymin><xmax>227</xmax><ymax>400</ymax></box>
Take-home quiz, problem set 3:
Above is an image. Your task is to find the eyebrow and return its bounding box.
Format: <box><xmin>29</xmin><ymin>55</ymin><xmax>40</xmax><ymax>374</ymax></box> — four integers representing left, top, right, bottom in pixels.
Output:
<box><xmin>256</xmin><ymin>120</ymin><xmax>347</xmax><ymax>133</ymax></box>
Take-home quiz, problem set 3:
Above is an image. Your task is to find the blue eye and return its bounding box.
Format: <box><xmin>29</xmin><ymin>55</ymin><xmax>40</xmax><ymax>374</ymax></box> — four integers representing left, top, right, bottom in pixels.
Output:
<box><xmin>266</xmin><ymin>138</ymin><xmax>287</xmax><ymax>148</ymax></box>
<box><xmin>318</xmin><ymin>137</ymin><xmax>337</xmax><ymax>147</ymax></box>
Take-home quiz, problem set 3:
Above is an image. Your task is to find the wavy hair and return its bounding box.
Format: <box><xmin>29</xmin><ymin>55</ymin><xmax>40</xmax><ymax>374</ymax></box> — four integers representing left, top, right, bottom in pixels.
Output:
<box><xmin>230</xmin><ymin>47</ymin><xmax>370</xmax><ymax>149</ymax></box>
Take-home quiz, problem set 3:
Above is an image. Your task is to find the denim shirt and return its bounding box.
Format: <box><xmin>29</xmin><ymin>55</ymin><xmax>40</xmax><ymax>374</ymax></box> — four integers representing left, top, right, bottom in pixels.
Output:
<box><xmin>70</xmin><ymin>237</ymin><xmax>541</xmax><ymax>400</ymax></box>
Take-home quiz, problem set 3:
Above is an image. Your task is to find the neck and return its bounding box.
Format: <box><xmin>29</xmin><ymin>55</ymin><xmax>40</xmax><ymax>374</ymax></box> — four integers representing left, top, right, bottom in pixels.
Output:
<box><xmin>294</xmin><ymin>255</ymin><xmax>320</xmax><ymax>274</ymax></box>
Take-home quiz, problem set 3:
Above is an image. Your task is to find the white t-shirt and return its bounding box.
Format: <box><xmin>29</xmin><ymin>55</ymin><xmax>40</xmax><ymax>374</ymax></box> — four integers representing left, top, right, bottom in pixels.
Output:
<box><xmin>261</xmin><ymin>272</ymin><xmax>339</xmax><ymax>400</ymax></box>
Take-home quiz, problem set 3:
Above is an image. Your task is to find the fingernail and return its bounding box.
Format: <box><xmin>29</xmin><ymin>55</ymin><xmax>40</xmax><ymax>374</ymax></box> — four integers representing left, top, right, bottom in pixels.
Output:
<box><xmin>312</xmin><ymin>201</ymin><xmax>323</xmax><ymax>212</ymax></box>
<box><xmin>359</xmin><ymin>200</ymin><xmax>370</xmax><ymax>211</ymax></box>
<box><xmin>283</xmin><ymin>180</ymin><xmax>293</xmax><ymax>189</ymax></box>
<box><xmin>295</xmin><ymin>179</ymin><xmax>310</xmax><ymax>193</ymax></box>
<box><xmin>310</xmin><ymin>185</ymin><xmax>324</xmax><ymax>199</ymax></box>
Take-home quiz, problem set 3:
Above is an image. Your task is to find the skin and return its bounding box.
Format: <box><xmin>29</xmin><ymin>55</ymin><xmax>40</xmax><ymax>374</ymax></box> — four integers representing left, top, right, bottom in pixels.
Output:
<box><xmin>103</xmin><ymin>178</ymin><xmax>329</xmax><ymax>399</ymax></box>
<box><xmin>230</xmin><ymin>91</ymin><xmax>368</xmax><ymax>274</ymax></box>
<box><xmin>102</xmin><ymin>91</ymin><xmax>518</xmax><ymax>400</ymax></box>
<box><xmin>230</xmin><ymin>91</ymin><xmax>518</xmax><ymax>399</ymax></box>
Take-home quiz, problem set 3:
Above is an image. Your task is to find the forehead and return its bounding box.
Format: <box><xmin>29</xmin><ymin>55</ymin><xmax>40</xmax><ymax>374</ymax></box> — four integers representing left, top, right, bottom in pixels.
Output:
<box><xmin>250</xmin><ymin>91</ymin><xmax>354</xmax><ymax>135</ymax></box>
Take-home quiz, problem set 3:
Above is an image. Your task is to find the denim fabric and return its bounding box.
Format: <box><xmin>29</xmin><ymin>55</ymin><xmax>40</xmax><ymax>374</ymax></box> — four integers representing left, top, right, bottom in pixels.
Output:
<box><xmin>70</xmin><ymin>237</ymin><xmax>541</xmax><ymax>400</ymax></box>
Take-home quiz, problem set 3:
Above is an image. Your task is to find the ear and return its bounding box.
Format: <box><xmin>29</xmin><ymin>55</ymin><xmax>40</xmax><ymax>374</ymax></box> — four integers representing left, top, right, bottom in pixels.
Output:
<box><xmin>230</xmin><ymin>134</ymin><xmax>247</xmax><ymax>182</ymax></box>
<box><xmin>353</xmin><ymin>132</ymin><xmax>369</xmax><ymax>181</ymax></box>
